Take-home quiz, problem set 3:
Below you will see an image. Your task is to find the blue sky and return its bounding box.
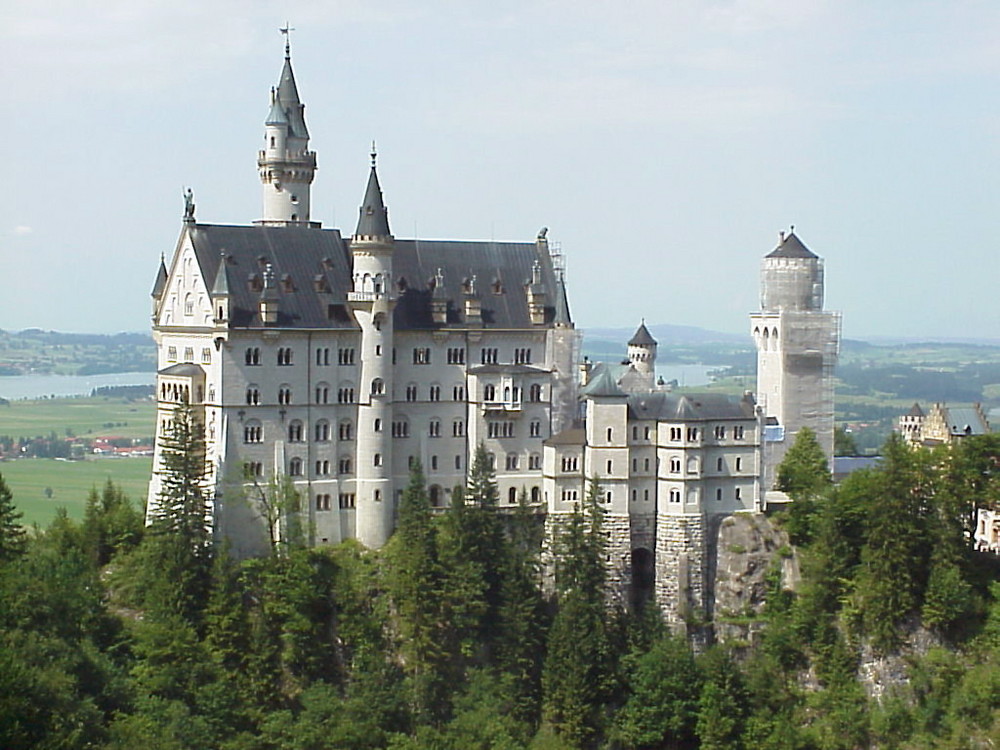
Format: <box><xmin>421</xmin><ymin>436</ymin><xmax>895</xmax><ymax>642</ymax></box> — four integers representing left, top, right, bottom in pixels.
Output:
<box><xmin>2</xmin><ymin>0</ymin><xmax>998</xmax><ymax>340</ymax></box>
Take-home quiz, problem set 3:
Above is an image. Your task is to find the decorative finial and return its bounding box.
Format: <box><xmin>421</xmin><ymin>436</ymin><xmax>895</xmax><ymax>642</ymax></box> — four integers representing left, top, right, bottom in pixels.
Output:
<box><xmin>183</xmin><ymin>187</ymin><xmax>195</xmax><ymax>222</ymax></box>
<box><xmin>370</xmin><ymin>140</ymin><xmax>377</xmax><ymax>168</ymax></box>
<box><xmin>279</xmin><ymin>23</ymin><xmax>294</xmax><ymax>58</ymax></box>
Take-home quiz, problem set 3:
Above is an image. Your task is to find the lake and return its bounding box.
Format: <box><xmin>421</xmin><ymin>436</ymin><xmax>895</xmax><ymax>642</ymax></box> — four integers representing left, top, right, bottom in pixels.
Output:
<box><xmin>0</xmin><ymin>372</ymin><xmax>157</xmax><ymax>400</ymax></box>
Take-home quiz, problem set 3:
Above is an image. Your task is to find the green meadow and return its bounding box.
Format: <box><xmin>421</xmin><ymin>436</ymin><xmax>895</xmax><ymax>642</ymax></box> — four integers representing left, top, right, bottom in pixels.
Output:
<box><xmin>1</xmin><ymin>456</ymin><xmax>152</xmax><ymax>527</ymax></box>
<box><xmin>0</xmin><ymin>395</ymin><xmax>156</xmax><ymax>441</ymax></box>
<box><xmin>0</xmin><ymin>395</ymin><xmax>156</xmax><ymax>526</ymax></box>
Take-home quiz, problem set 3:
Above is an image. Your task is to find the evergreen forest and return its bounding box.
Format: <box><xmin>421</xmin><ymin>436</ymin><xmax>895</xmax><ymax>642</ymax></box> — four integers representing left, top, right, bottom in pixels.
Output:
<box><xmin>1</xmin><ymin>405</ymin><xmax>999</xmax><ymax>749</ymax></box>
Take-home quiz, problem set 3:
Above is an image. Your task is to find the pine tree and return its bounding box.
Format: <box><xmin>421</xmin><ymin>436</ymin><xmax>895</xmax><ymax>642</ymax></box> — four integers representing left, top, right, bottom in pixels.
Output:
<box><xmin>776</xmin><ymin>426</ymin><xmax>832</xmax><ymax>500</ymax></box>
<box><xmin>0</xmin><ymin>472</ymin><xmax>26</xmax><ymax>562</ymax></box>
<box><xmin>152</xmin><ymin>400</ymin><xmax>211</xmax><ymax>550</ymax></box>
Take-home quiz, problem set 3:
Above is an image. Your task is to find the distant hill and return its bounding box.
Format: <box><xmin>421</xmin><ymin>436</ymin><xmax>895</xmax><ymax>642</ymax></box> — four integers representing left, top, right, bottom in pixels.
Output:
<box><xmin>582</xmin><ymin>323</ymin><xmax>748</xmax><ymax>346</ymax></box>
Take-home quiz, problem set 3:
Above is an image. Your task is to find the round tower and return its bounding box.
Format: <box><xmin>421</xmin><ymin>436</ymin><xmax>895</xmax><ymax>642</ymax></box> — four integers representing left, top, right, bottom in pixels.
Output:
<box><xmin>627</xmin><ymin>321</ymin><xmax>657</xmax><ymax>378</ymax></box>
<box><xmin>256</xmin><ymin>37</ymin><xmax>318</xmax><ymax>227</ymax></box>
<box><xmin>760</xmin><ymin>229</ymin><xmax>824</xmax><ymax>312</ymax></box>
<box><xmin>348</xmin><ymin>148</ymin><xmax>396</xmax><ymax>548</ymax></box>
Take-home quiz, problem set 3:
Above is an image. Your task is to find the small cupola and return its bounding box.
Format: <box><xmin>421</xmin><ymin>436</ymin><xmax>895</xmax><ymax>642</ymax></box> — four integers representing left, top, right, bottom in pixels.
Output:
<box><xmin>259</xmin><ymin>263</ymin><xmax>280</xmax><ymax>325</ymax></box>
<box><xmin>525</xmin><ymin>259</ymin><xmax>548</xmax><ymax>325</ymax></box>
<box><xmin>463</xmin><ymin>274</ymin><xmax>481</xmax><ymax>325</ymax></box>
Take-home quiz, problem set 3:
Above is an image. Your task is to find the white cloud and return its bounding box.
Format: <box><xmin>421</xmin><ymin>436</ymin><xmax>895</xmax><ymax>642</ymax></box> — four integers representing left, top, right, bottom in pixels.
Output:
<box><xmin>12</xmin><ymin>225</ymin><xmax>32</xmax><ymax>235</ymax></box>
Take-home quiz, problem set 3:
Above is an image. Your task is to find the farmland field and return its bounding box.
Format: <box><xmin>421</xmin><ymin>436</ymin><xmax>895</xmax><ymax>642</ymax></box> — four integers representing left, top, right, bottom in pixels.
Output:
<box><xmin>0</xmin><ymin>456</ymin><xmax>152</xmax><ymax>527</ymax></box>
<box><xmin>0</xmin><ymin>395</ymin><xmax>156</xmax><ymax>441</ymax></box>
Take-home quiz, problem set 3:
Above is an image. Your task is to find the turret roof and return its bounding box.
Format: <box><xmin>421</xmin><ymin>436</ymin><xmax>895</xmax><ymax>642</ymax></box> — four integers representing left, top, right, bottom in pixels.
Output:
<box><xmin>582</xmin><ymin>365</ymin><xmax>627</xmax><ymax>398</ymax></box>
<box><xmin>275</xmin><ymin>54</ymin><xmax>309</xmax><ymax>139</ymax></box>
<box><xmin>628</xmin><ymin>321</ymin><xmax>657</xmax><ymax>346</ymax></box>
<box><xmin>265</xmin><ymin>93</ymin><xmax>288</xmax><ymax>126</ymax></box>
<box><xmin>151</xmin><ymin>255</ymin><xmax>168</xmax><ymax>297</ymax></box>
<box><xmin>355</xmin><ymin>158</ymin><xmax>392</xmax><ymax>238</ymax></box>
<box><xmin>765</xmin><ymin>231</ymin><xmax>818</xmax><ymax>259</ymax></box>
<box><xmin>211</xmin><ymin>254</ymin><xmax>231</xmax><ymax>295</ymax></box>
<box><xmin>907</xmin><ymin>402</ymin><xmax>924</xmax><ymax>417</ymax></box>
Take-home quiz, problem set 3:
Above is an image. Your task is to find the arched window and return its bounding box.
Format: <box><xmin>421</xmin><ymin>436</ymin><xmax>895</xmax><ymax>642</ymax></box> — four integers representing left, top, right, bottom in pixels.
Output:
<box><xmin>339</xmin><ymin>420</ymin><xmax>353</xmax><ymax>441</ymax></box>
<box><xmin>429</xmin><ymin>485</ymin><xmax>442</xmax><ymax>507</ymax></box>
<box><xmin>243</xmin><ymin>420</ymin><xmax>262</xmax><ymax>443</ymax></box>
<box><xmin>508</xmin><ymin>487</ymin><xmax>517</xmax><ymax>504</ymax></box>
<box><xmin>289</xmin><ymin>457</ymin><xmax>303</xmax><ymax>476</ymax></box>
<box><xmin>529</xmin><ymin>383</ymin><xmax>543</xmax><ymax>402</ymax></box>
<box><xmin>288</xmin><ymin>420</ymin><xmax>303</xmax><ymax>442</ymax></box>
<box><xmin>278</xmin><ymin>385</ymin><xmax>291</xmax><ymax>405</ymax></box>
<box><xmin>245</xmin><ymin>347</ymin><xmax>260</xmax><ymax>365</ymax></box>
<box><xmin>315</xmin><ymin>420</ymin><xmax>330</xmax><ymax>442</ymax></box>
<box><xmin>339</xmin><ymin>456</ymin><xmax>352</xmax><ymax>474</ymax></box>
<box><xmin>371</xmin><ymin>378</ymin><xmax>384</xmax><ymax>395</ymax></box>
<box><xmin>484</xmin><ymin>384</ymin><xmax>496</xmax><ymax>401</ymax></box>
<box><xmin>506</xmin><ymin>452</ymin><xmax>519</xmax><ymax>470</ymax></box>
<box><xmin>315</xmin><ymin>383</ymin><xmax>330</xmax><ymax>404</ymax></box>
<box><xmin>245</xmin><ymin>386</ymin><xmax>260</xmax><ymax>405</ymax></box>
<box><xmin>531</xmin><ymin>486</ymin><xmax>540</xmax><ymax>503</ymax></box>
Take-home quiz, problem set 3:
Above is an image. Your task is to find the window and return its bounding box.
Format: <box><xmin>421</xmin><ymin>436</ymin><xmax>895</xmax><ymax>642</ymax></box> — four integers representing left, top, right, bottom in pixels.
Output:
<box><xmin>339</xmin><ymin>493</ymin><xmax>356</xmax><ymax>509</ymax></box>
<box><xmin>374</xmin><ymin>490</ymin><xmax>382</xmax><ymax>502</ymax></box>
<box><xmin>315</xmin><ymin>384</ymin><xmax>330</xmax><ymax>404</ymax></box>
<box><xmin>374</xmin><ymin>418</ymin><xmax>382</xmax><ymax>432</ymax></box>
<box><xmin>484</xmin><ymin>384</ymin><xmax>496</xmax><ymax>401</ymax></box>
<box><xmin>429</xmin><ymin>419</ymin><xmax>441</xmax><ymax>437</ymax></box>
<box><xmin>714</xmin><ymin>425</ymin><xmax>726</xmax><ymax>439</ymax></box>
<box><xmin>167</xmin><ymin>346</ymin><xmax>177</xmax><ymax>362</ymax></box>
<box><xmin>529</xmin><ymin>383</ymin><xmax>543</xmax><ymax>402</ymax></box>
<box><xmin>529</xmin><ymin>454</ymin><xmax>541</xmax><ymax>470</ymax></box>
<box><xmin>430</xmin><ymin>455</ymin><xmax>438</xmax><ymax>471</ymax></box>
<box><xmin>447</xmin><ymin>347</ymin><xmax>465</xmax><ymax>364</ymax></box>
<box><xmin>633</xmin><ymin>427</ymin><xmax>639</xmax><ymax>441</ymax></box>
<box><xmin>184</xmin><ymin>294</ymin><xmax>194</xmax><ymax>315</ymax></box>
<box><xmin>488</xmin><ymin>452</ymin><xmax>497</xmax><ymax>470</ymax></box>
<box><xmin>373</xmin><ymin>313</ymin><xmax>384</xmax><ymax>331</ymax></box>
<box><xmin>514</xmin><ymin>347</ymin><xmax>532</xmax><ymax>364</ymax></box>
<box><xmin>687</xmin><ymin>427</ymin><xmax>698</xmax><ymax>441</ymax></box>
<box><xmin>509</xmin><ymin>487</ymin><xmax>518</xmax><ymax>504</ymax></box>
<box><xmin>734</xmin><ymin>425</ymin><xmax>745</xmax><ymax>440</ymax></box>
<box><xmin>405</xmin><ymin>384</ymin><xmax>417</xmax><ymax>402</ymax></box>
<box><xmin>244</xmin><ymin>461</ymin><xmax>263</xmax><ymax>478</ymax></box>
<box><xmin>607</xmin><ymin>428</ymin><xmax>613</xmax><ymax>441</ymax></box>
<box><xmin>632</xmin><ymin>458</ymin><xmax>638</xmax><ymax>472</ymax></box>
<box><xmin>201</xmin><ymin>347</ymin><xmax>212</xmax><ymax>364</ymax></box>
<box><xmin>316</xmin><ymin>347</ymin><xmax>330</xmax><ymax>365</ymax></box>
<box><xmin>315</xmin><ymin>420</ymin><xmax>330</xmax><ymax>441</ymax></box>
<box><xmin>288</xmin><ymin>420</ymin><xmax>303</xmax><ymax>442</ymax></box>
<box><xmin>670</xmin><ymin>489</ymin><xmax>681</xmax><ymax>503</ymax></box>
<box><xmin>245</xmin><ymin>347</ymin><xmax>260</xmax><ymax>365</ymax></box>
<box><xmin>506</xmin><ymin>453</ymin><xmax>519</xmax><ymax>470</ymax></box>
<box><xmin>338</xmin><ymin>348</ymin><xmax>355</xmax><ymax>365</ymax></box>
<box><xmin>243</xmin><ymin>421</ymin><xmax>263</xmax><ymax>443</ymax></box>
<box><xmin>278</xmin><ymin>386</ymin><xmax>291</xmax><ymax>405</ymax></box>
<box><xmin>413</xmin><ymin>347</ymin><xmax>431</xmax><ymax>364</ymax></box>
<box><xmin>561</xmin><ymin>489</ymin><xmax>579</xmax><ymax>503</ymax></box>
<box><xmin>339</xmin><ymin>420</ymin><xmax>353</xmax><ymax>441</ymax></box>
<box><xmin>429</xmin><ymin>385</ymin><xmax>441</xmax><ymax>402</ymax></box>
<box><xmin>315</xmin><ymin>460</ymin><xmax>331</xmax><ymax>476</ymax></box>
<box><xmin>736</xmin><ymin>457</ymin><xmax>743</xmax><ymax>472</ymax></box>
<box><xmin>455</xmin><ymin>455</ymin><xmax>462</xmax><ymax>470</ymax></box>
<box><xmin>735</xmin><ymin>487</ymin><xmax>742</xmax><ymax>501</ymax></box>
<box><xmin>644</xmin><ymin>489</ymin><xmax>649</xmax><ymax>502</ymax></box>
<box><xmin>606</xmin><ymin>460</ymin><xmax>613</xmax><ymax>473</ymax></box>
<box><xmin>716</xmin><ymin>488</ymin><xmax>723</xmax><ymax>501</ymax></box>
<box><xmin>245</xmin><ymin>386</ymin><xmax>260</xmax><ymax>405</ymax></box>
<box><xmin>452</xmin><ymin>419</ymin><xmax>465</xmax><ymax>437</ymax></box>
<box><xmin>644</xmin><ymin>426</ymin><xmax>651</xmax><ymax>440</ymax></box>
<box><xmin>644</xmin><ymin>458</ymin><xmax>650</xmax><ymax>471</ymax></box>
<box><xmin>606</xmin><ymin>492</ymin><xmax>612</xmax><ymax>504</ymax></box>
<box><xmin>277</xmin><ymin>347</ymin><xmax>293</xmax><ymax>365</ymax></box>
<box><xmin>670</xmin><ymin>457</ymin><xmax>681</xmax><ymax>473</ymax></box>
<box><xmin>392</xmin><ymin>419</ymin><xmax>410</xmax><ymax>438</ymax></box>
<box><xmin>371</xmin><ymin>378</ymin><xmax>384</xmax><ymax>396</ymax></box>
<box><xmin>337</xmin><ymin>385</ymin><xmax>355</xmax><ymax>404</ymax></box>
<box><xmin>338</xmin><ymin>457</ymin><xmax>353</xmax><ymax>474</ymax></box>
<box><xmin>670</xmin><ymin>427</ymin><xmax>682</xmax><ymax>441</ymax></box>
<box><xmin>316</xmin><ymin>493</ymin><xmax>332</xmax><ymax>511</ymax></box>
<box><xmin>488</xmin><ymin>421</ymin><xmax>515</xmax><ymax>438</ymax></box>
<box><xmin>481</xmin><ymin>347</ymin><xmax>498</xmax><ymax>364</ymax></box>
<box><xmin>289</xmin><ymin>457</ymin><xmax>303</xmax><ymax>476</ymax></box>
<box><xmin>453</xmin><ymin>384</ymin><xmax>465</xmax><ymax>401</ymax></box>
<box><xmin>374</xmin><ymin>453</ymin><xmax>382</xmax><ymax>467</ymax></box>
<box><xmin>561</xmin><ymin>455</ymin><xmax>579</xmax><ymax>472</ymax></box>
<box><xmin>717</xmin><ymin>457</ymin><xmax>724</xmax><ymax>471</ymax></box>
<box><xmin>530</xmin><ymin>419</ymin><xmax>542</xmax><ymax>438</ymax></box>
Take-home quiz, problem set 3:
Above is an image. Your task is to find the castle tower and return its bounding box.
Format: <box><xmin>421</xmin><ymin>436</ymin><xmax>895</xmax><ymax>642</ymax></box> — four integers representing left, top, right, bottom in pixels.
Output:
<box><xmin>256</xmin><ymin>37</ymin><xmax>318</xmax><ymax>227</ymax></box>
<box><xmin>348</xmin><ymin>148</ymin><xmax>395</xmax><ymax>548</ymax></box>
<box><xmin>627</xmin><ymin>321</ymin><xmax>657</xmax><ymax>380</ymax></box>
<box><xmin>750</xmin><ymin>230</ymin><xmax>841</xmax><ymax>492</ymax></box>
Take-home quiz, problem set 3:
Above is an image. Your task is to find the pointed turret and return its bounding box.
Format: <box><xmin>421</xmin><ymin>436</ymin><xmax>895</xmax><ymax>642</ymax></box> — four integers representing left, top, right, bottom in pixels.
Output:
<box><xmin>211</xmin><ymin>253</ymin><xmax>232</xmax><ymax>324</ymax></box>
<box><xmin>151</xmin><ymin>254</ymin><xmax>168</xmax><ymax>318</ymax></box>
<box><xmin>256</xmin><ymin>34</ymin><xmax>317</xmax><ymax>227</ymax></box>
<box><xmin>627</xmin><ymin>320</ymin><xmax>657</xmax><ymax>381</ymax></box>
<box><xmin>355</xmin><ymin>149</ymin><xmax>392</xmax><ymax>239</ymax></box>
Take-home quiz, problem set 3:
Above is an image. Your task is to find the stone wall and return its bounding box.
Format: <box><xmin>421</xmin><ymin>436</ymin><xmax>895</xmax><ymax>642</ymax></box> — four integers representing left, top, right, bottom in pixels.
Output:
<box><xmin>654</xmin><ymin>513</ymin><xmax>706</xmax><ymax>628</ymax></box>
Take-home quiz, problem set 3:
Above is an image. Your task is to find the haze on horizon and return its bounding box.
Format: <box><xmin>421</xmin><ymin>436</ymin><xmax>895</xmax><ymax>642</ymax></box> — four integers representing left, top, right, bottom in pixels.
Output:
<box><xmin>3</xmin><ymin>1</ymin><xmax>998</xmax><ymax>341</ymax></box>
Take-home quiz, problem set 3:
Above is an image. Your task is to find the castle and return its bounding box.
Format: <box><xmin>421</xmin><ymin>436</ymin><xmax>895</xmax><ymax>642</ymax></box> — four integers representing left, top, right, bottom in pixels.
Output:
<box><xmin>147</xmin><ymin>40</ymin><xmax>840</xmax><ymax>623</ymax></box>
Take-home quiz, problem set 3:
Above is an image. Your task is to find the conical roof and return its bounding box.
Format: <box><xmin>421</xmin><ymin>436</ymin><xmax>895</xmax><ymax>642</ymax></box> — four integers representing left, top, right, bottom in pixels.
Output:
<box><xmin>907</xmin><ymin>402</ymin><xmax>924</xmax><ymax>417</ymax></box>
<box><xmin>275</xmin><ymin>53</ymin><xmax>309</xmax><ymax>139</ymax></box>
<box><xmin>628</xmin><ymin>321</ymin><xmax>657</xmax><ymax>346</ymax></box>
<box><xmin>151</xmin><ymin>256</ymin><xmax>168</xmax><ymax>297</ymax></box>
<box><xmin>265</xmin><ymin>93</ymin><xmax>288</xmax><ymax>126</ymax></box>
<box><xmin>212</xmin><ymin>254</ymin><xmax>231</xmax><ymax>295</ymax></box>
<box><xmin>765</xmin><ymin>231</ymin><xmax>818</xmax><ymax>259</ymax></box>
<box><xmin>582</xmin><ymin>366</ymin><xmax>627</xmax><ymax>398</ymax></box>
<box><xmin>355</xmin><ymin>161</ymin><xmax>392</xmax><ymax>238</ymax></box>
<box><xmin>554</xmin><ymin>276</ymin><xmax>572</xmax><ymax>326</ymax></box>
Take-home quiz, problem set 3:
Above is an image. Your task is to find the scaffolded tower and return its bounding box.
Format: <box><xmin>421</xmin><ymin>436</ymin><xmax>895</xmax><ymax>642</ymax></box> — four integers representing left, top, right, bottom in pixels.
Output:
<box><xmin>750</xmin><ymin>231</ymin><xmax>841</xmax><ymax>495</ymax></box>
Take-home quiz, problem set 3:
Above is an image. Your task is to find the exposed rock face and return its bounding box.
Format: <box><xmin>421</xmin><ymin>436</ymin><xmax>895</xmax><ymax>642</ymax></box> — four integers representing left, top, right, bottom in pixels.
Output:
<box><xmin>856</xmin><ymin>619</ymin><xmax>942</xmax><ymax>702</ymax></box>
<box><xmin>710</xmin><ymin>513</ymin><xmax>799</xmax><ymax>646</ymax></box>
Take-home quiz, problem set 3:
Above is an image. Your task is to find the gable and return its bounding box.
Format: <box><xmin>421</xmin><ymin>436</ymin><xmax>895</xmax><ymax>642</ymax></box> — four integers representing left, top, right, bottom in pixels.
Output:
<box><xmin>157</xmin><ymin>229</ymin><xmax>215</xmax><ymax>327</ymax></box>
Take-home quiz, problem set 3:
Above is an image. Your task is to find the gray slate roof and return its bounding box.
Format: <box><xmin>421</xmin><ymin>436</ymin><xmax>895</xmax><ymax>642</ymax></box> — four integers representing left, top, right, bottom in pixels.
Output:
<box><xmin>765</xmin><ymin>231</ymin><xmax>818</xmax><ymax>259</ymax></box>
<box><xmin>627</xmin><ymin>391</ymin><xmax>755</xmax><ymax>421</ymax></box>
<box><xmin>276</xmin><ymin>55</ymin><xmax>308</xmax><ymax>139</ymax></box>
<box><xmin>151</xmin><ymin>257</ymin><xmax>168</xmax><ymax>297</ymax></box>
<box><xmin>907</xmin><ymin>402</ymin><xmax>924</xmax><ymax>417</ymax></box>
<box><xmin>355</xmin><ymin>166</ymin><xmax>391</xmax><ymax>238</ymax></box>
<box><xmin>628</xmin><ymin>322</ymin><xmax>657</xmax><ymax>346</ymax></box>
<box><xmin>185</xmin><ymin>224</ymin><xmax>565</xmax><ymax>331</ymax></box>
<box><xmin>582</xmin><ymin>365</ymin><xmax>627</xmax><ymax>398</ymax></box>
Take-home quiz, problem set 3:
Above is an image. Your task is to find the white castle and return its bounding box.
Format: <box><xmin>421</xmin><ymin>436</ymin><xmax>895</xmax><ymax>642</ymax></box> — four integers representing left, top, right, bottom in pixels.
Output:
<box><xmin>148</xmin><ymin>40</ymin><xmax>840</xmax><ymax>622</ymax></box>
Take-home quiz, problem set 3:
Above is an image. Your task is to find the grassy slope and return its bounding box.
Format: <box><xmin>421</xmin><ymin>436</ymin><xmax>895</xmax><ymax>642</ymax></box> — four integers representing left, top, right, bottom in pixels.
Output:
<box><xmin>1</xmin><ymin>456</ymin><xmax>152</xmax><ymax>526</ymax></box>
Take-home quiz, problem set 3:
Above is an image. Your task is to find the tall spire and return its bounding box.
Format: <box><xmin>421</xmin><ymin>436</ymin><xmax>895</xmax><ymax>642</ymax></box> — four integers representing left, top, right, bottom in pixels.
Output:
<box><xmin>355</xmin><ymin>144</ymin><xmax>392</xmax><ymax>238</ymax></box>
<box><xmin>256</xmin><ymin>28</ymin><xmax>317</xmax><ymax>227</ymax></box>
